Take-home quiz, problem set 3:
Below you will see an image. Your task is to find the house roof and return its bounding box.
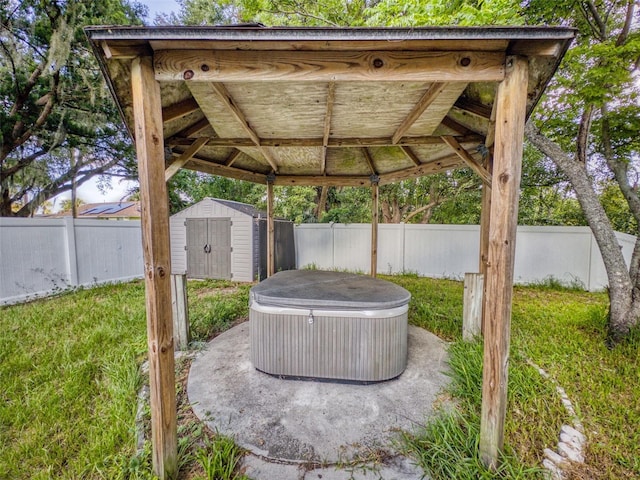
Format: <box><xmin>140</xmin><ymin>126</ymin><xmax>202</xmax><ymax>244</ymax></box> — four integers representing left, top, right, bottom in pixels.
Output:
<box><xmin>85</xmin><ymin>25</ymin><xmax>574</xmax><ymax>187</ymax></box>
<box><xmin>52</xmin><ymin>201</ymin><xmax>141</xmax><ymax>219</ymax></box>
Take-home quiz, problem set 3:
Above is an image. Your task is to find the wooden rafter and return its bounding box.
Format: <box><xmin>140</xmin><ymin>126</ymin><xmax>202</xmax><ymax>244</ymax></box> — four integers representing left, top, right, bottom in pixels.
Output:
<box><xmin>401</xmin><ymin>146</ymin><xmax>422</xmax><ymax>167</ymax></box>
<box><xmin>454</xmin><ymin>97</ymin><xmax>493</xmax><ymax>119</ymax></box>
<box><xmin>166</xmin><ymin>134</ymin><xmax>484</xmax><ymax>148</ymax></box>
<box><xmin>392</xmin><ymin>82</ymin><xmax>448</xmax><ymax>144</ymax></box>
<box><xmin>379</xmin><ymin>154</ymin><xmax>463</xmax><ymax>185</ymax></box>
<box><xmin>167</xmin><ymin>118</ymin><xmax>210</xmax><ymax>142</ymax></box>
<box><xmin>154</xmin><ymin>50</ymin><xmax>506</xmax><ymax>83</ymax></box>
<box><xmin>165</xmin><ymin>137</ymin><xmax>208</xmax><ymax>181</ymax></box>
<box><xmin>362</xmin><ymin>148</ymin><xmax>377</xmax><ymax>175</ymax></box>
<box><xmin>274</xmin><ymin>175</ymin><xmax>371</xmax><ymax>187</ymax></box>
<box><xmin>162</xmin><ymin>98</ymin><xmax>200</xmax><ymax>122</ymax></box>
<box><xmin>186</xmin><ymin>157</ymin><xmax>268</xmax><ymax>184</ymax></box>
<box><xmin>440</xmin><ymin>115</ymin><xmax>473</xmax><ymax>135</ymax></box>
<box><xmin>321</xmin><ymin>82</ymin><xmax>336</xmax><ymax>175</ymax></box>
<box><xmin>441</xmin><ymin>135</ymin><xmax>491</xmax><ymax>186</ymax></box>
<box><xmin>224</xmin><ymin>149</ymin><xmax>242</xmax><ymax>167</ymax></box>
<box><xmin>208</xmin><ymin>82</ymin><xmax>279</xmax><ymax>173</ymax></box>
<box><xmin>484</xmin><ymin>100</ymin><xmax>499</xmax><ymax>150</ymax></box>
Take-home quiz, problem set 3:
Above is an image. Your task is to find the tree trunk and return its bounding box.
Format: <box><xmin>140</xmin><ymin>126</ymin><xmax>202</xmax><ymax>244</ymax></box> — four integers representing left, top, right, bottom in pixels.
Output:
<box><xmin>315</xmin><ymin>186</ymin><xmax>329</xmax><ymax>221</ymax></box>
<box><xmin>525</xmin><ymin>121</ymin><xmax>639</xmax><ymax>342</ymax></box>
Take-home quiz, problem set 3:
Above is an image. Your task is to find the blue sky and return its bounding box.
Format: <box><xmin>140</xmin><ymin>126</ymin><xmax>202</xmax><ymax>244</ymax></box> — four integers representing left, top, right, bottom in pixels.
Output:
<box><xmin>139</xmin><ymin>0</ymin><xmax>181</xmax><ymax>23</ymax></box>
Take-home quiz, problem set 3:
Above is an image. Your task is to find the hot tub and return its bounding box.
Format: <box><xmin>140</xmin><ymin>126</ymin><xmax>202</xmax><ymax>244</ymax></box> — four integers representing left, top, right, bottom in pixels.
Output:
<box><xmin>249</xmin><ymin>270</ymin><xmax>411</xmax><ymax>382</ymax></box>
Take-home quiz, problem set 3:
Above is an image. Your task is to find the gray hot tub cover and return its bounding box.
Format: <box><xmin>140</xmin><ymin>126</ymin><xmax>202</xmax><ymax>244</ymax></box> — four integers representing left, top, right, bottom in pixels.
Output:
<box><xmin>250</xmin><ymin>270</ymin><xmax>411</xmax><ymax>310</ymax></box>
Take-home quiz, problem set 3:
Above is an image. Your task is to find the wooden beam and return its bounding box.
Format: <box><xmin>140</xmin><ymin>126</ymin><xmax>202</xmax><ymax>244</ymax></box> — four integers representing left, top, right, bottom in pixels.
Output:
<box><xmin>479</xmin><ymin>155</ymin><xmax>493</xmax><ymax>336</ymax></box>
<box><xmin>165</xmin><ymin>137</ymin><xmax>209</xmax><ymax>181</ymax></box>
<box><xmin>208</xmin><ymin>82</ymin><xmax>279</xmax><ymax>173</ymax></box>
<box><xmin>102</xmin><ymin>42</ymin><xmax>152</xmax><ymax>59</ymax></box>
<box><xmin>454</xmin><ymin>97</ymin><xmax>493</xmax><ymax>119</ymax></box>
<box><xmin>362</xmin><ymin>148</ymin><xmax>377</xmax><ymax>175</ymax></box>
<box><xmin>155</xmin><ymin>50</ymin><xmax>506</xmax><ymax>83</ymax></box>
<box><xmin>440</xmin><ymin>115</ymin><xmax>473</xmax><ymax>135</ymax></box>
<box><xmin>392</xmin><ymin>82</ymin><xmax>448</xmax><ymax>144</ymax></box>
<box><xmin>274</xmin><ymin>175</ymin><xmax>371</xmax><ymax>187</ymax></box>
<box><xmin>322</xmin><ymin>82</ymin><xmax>336</xmax><ymax>175</ymax></box>
<box><xmin>166</xmin><ymin>118</ymin><xmax>210</xmax><ymax>143</ymax></box>
<box><xmin>371</xmin><ymin>181</ymin><xmax>379</xmax><ymax>278</ymax></box>
<box><xmin>479</xmin><ymin>56</ymin><xmax>528</xmax><ymax>470</ymax></box>
<box><xmin>186</xmin><ymin>157</ymin><xmax>268</xmax><ymax>184</ymax></box>
<box><xmin>162</xmin><ymin>98</ymin><xmax>200</xmax><ymax>123</ymax></box>
<box><xmin>379</xmin><ymin>154</ymin><xmax>463</xmax><ymax>185</ymax></box>
<box><xmin>401</xmin><ymin>146</ymin><xmax>423</xmax><ymax>167</ymax></box>
<box><xmin>224</xmin><ymin>149</ymin><xmax>242</xmax><ymax>167</ymax></box>
<box><xmin>130</xmin><ymin>56</ymin><xmax>177</xmax><ymax>480</ymax></box>
<box><xmin>166</xmin><ymin>134</ymin><xmax>484</xmax><ymax>148</ymax></box>
<box><xmin>485</xmin><ymin>99</ymin><xmax>499</xmax><ymax>149</ymax></box>
<box><xmin>463</xmin><ymin>272</ymin><xmax>484</xmax><ymax>341</ymax></box>
<box><xmin>171</xmin><ymin>274</ymin><xmax>189</xmax><ymax>351</ymax></box>
<box><xmin>441</xmin><ymin>135</ymin><xmax>491</xmax><ymax>186</ymax></box>
<box><xmin>267</xmin><ymin>180</ymin><xmax>275</xmax><ymax>277</ymax></box>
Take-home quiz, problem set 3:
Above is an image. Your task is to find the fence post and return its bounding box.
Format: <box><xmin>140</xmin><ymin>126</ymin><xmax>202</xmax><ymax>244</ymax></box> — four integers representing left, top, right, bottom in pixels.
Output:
<box><xmin>64</xmin><ymin>217</ymin><xmax>79</xmax><ymax>287</ymax></box>
<box><xmin>171</xmin><ymin>274</ymin><xmax>189</xmax><ymax>350</ymax></box>
<box><xmin>463</xmin><ymin>272</ymin><xmax>484</xmax><ymax>341</ymax></box>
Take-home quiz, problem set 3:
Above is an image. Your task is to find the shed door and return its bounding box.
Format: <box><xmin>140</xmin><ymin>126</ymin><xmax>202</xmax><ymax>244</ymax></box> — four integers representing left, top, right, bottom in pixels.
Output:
<box><xmin>186</xmin><ymin>218</ymin><xmax>231</xmax><ymax>279</ymax></box>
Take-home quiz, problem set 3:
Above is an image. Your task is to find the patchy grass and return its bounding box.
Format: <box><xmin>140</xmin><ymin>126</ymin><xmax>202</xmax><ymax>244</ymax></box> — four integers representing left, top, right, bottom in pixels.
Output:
<box><xmin>2</xmin><ymin>275</ymin><xmax>637</xmax><ymax>479</ymax></box>
<box><xmin>0</xmin><ymin>279</ymin><xmax>251</xmax><ymax>480</ymax></box>
<box><xmin>387</xmin><ymin>275</ymin><xmax>639</xmax><ymax>479</ymax></box>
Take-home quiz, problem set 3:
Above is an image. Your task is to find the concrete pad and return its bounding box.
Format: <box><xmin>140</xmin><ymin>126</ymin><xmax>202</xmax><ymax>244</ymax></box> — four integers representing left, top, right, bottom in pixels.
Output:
<box><xmin>188</xmin><ymin>322</ymin><xmax>449</xmax><ymax>466</ymax></box>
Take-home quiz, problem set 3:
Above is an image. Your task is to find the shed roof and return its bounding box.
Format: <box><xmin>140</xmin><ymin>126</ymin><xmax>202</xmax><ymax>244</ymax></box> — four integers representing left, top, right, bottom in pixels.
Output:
<box><xmin>86</xmin><ymin>25</ymin><xmax>574</xmax><ymax>187</ymax></box>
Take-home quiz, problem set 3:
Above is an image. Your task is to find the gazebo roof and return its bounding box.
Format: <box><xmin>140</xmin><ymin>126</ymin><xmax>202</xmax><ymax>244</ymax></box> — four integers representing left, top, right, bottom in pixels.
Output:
<box><xmin>85</xmin><ymin>25</ymin><xmax>574</xmax><ymax>187</ymax></box>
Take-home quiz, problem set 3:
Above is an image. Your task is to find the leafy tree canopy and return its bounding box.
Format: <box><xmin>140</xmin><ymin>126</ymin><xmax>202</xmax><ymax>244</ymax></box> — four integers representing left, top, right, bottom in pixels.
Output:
<box><xmin>0</xmin><ymin>0</ymin><xmax>145</xmax><ymax>216</ymax></box>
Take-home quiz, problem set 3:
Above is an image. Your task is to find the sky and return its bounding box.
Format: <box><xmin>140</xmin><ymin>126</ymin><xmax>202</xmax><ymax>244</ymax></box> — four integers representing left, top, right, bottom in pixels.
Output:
<box><xmin>140</xmin><ymin>0</ymin><xmax>181</xmax><ymax>23</ymax></box>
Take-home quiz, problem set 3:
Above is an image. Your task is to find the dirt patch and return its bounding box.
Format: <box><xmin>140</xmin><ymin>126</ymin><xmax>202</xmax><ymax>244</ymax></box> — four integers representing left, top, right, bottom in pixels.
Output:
<box><xmin>195</xmin><ymin>286</ymin><xmax>240</xmax><ymax>299</ymax></box>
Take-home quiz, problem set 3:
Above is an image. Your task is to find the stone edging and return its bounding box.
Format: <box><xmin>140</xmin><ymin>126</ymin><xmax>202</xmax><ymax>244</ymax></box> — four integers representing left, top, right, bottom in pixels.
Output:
<box><xmin>527</xmin><ymin>359</ymin><xmax>586</xmax><ymax>479</ymax></box>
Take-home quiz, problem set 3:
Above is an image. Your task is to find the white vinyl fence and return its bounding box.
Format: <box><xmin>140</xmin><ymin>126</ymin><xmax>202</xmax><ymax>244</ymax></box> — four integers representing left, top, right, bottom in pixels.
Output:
<box><xmin>0</xmin><ymin>217</ymin><xmax>143</xmax><ymax>305</ymax></box>
<box><xmin>295</xmin><ymin>224</ymin><xmax>636</xmax><ymax>291</ymax></box>
<box><xmin>1</xmin><ymin>219</ymin><xmax>635</xmax><ymax>305</ymax></box>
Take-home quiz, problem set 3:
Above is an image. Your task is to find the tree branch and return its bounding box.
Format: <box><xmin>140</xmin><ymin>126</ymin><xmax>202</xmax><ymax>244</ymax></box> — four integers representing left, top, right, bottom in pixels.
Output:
<box><xmin>616</xmin><ymin>0</ymin><xmax>635</xmax><ymax>46</ymax></box>
<box><xmin>600</xmin><ymin>105</ymin><xmax>640</xmax><ymax>223</ymax></box>
<box><xmin>576</xmin><ymin>105</ymin><xmax>594</xmax><ymax>164</ymax></box>
<box><xmin>584</xmin><ymin>0</ymin><xmax>607</xmax><ymax>39</ymax></box>
<box><xmin>525</xmin><ymin>120</ymin><xmax>632</xmax><ymax>294</ymax></box>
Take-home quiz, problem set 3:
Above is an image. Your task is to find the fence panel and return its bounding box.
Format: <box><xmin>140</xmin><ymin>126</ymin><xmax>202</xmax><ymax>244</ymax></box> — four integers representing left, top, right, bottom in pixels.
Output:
<box><xmin>295</xmin><ymin>223</ymin><xmax>636</xmax><ymax>291</ymax></box>
<box><xmin>1</xmin><ymin>218</ymin><xmax>143</xmax><ymax>305</ymax></box>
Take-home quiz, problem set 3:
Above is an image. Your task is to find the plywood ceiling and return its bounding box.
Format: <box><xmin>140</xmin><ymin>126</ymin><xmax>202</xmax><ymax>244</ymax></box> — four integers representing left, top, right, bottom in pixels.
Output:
<box><xmin>86</xmin><ymin>26</ymin><xmax>574</xmax><ymax>187</ymax></box>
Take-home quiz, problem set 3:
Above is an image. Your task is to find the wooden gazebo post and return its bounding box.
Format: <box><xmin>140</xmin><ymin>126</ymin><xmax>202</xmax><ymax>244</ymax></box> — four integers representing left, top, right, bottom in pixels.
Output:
<box><xmin>370</xmin><ymin>175</ymin><xmax>379</xmax><ymax>278</ymax></box>
<box><xmin>479</xmin><ymin>56</ymin><xmax>528</xmax><ymax>469</ymax></box>
<box><xmin>266</xmin><ymin>176</ymin><xmax>275</xmax><ymax>277</ymax></box>
<box><xmin>131</xmin><ymin>56</ymin><xmax>178</xmax><ymax>479</ymax></box>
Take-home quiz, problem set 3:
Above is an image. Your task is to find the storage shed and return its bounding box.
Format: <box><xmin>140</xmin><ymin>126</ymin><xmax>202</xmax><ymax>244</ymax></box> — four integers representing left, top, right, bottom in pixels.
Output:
<box><xmin>170</xmin><ymin>198</ymin><xmax>295</xmax><ymax>281</ymax></box>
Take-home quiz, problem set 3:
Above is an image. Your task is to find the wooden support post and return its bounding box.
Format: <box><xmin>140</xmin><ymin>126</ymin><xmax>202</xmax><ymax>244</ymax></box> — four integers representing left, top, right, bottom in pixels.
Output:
<box><xmin>267</xmin><ymin>178</ymin><xmax>275</xmax><ymax>277</ymax></box>
<box><xmin>463</xmin><ymin>273</ymin><xmax>484</xmax><ymax>341</ymax></box>
<box><xmin>479</xmin><ymin>156</ymin><xmax>493</xmax><ymax>336</ymax></box>
<box><xmin>131</xmin><ymin>56</ymin><xmax>177</xmax><ymax>480</ymax></box>
<box><xmin>479</xmin><ymin>56</ymin><xmax>528</xmax><ymax>470</ymax></box>
<box><xmin>171</xmin><ymin>274</ymin><xmax>189</xmax><ymax>350</ymax></box>
<box><xmin>370</xmin><ymin>178</ymin><xmax>379</xmax><ymax>277</ymax></box>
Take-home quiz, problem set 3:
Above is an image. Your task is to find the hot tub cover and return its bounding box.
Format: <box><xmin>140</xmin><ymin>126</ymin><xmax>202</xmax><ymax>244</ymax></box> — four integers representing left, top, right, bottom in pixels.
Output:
<box><xmin>250</xmin><ymin>270</ymin><xmax>411</xmax><ymax>310</ymax></box>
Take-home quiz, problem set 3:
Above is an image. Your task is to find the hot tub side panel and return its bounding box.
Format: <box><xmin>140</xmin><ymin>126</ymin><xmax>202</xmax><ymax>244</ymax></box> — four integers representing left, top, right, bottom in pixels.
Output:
<box><xmin>249</xmin><ymin>309</ymin><xmax>408</xmax><ymax>382</ymax></box>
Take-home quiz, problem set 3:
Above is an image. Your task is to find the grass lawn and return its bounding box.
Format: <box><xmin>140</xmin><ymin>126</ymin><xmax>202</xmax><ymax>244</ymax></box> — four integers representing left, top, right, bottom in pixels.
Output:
<box><xmin>1</xmin><ymin>275</ymin><xmax>638</xmax><ymax>479</ymax></box>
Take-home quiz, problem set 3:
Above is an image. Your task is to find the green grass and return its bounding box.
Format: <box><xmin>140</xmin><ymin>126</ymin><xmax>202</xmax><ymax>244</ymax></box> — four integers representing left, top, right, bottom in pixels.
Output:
<box><xmin>388</xmin><ymin>275</ymin><xmax>639</xmax><ymax>479</ymax></box>
<box><xmin>0</xmin><ymin>279</ymin><xmax>251</xmax><ymax>479</ymax></box>
<box><xmin>1</xmin><ymin>275</ymin><xmax>638</xmax><ymax>479</ymax></box>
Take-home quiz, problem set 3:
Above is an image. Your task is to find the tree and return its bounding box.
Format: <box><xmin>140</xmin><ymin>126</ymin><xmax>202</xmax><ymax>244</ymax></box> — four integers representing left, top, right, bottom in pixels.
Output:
<box><xmin>0</xmin><ymin>0</ymin><xmax>144</xmax><ymax>217</ymax></box>
<box><xmin>524</xmin><ymin>0</ymin><xmax>640</xmax><ymax>342</ymax></box>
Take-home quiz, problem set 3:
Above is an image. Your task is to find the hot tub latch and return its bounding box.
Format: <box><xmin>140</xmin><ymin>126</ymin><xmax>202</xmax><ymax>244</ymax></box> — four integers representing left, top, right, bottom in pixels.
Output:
<box><xmin>308</xmin><ymin>310</ymin><xmax>314</xmax><ymax>325</ymax></box>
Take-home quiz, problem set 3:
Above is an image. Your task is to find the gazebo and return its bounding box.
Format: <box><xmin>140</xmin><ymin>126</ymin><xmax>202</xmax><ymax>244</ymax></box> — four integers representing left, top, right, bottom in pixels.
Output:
<box><xmin>86</xmin><ymin>25</ymin><xmax>574</xmax><ymax>479</ymax></box>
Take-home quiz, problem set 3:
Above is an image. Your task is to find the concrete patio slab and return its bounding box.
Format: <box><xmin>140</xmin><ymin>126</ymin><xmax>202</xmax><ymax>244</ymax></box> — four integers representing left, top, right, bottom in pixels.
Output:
<box><xmin>188</xmin><ymin>322</ymin><xmax>449</xmax><ymax>478</ymax></box>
